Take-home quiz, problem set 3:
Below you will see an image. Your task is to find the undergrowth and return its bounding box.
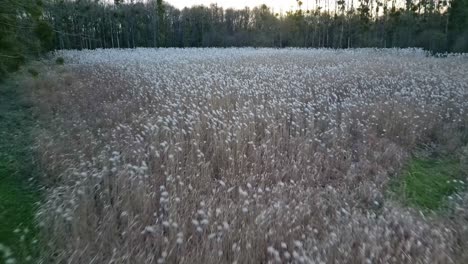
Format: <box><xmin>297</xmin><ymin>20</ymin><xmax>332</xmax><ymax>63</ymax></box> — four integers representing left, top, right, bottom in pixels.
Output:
<box><xmin>0</xmin><ymin>78</ymin><xmax>40</xmax><ymax>263</ymax></box>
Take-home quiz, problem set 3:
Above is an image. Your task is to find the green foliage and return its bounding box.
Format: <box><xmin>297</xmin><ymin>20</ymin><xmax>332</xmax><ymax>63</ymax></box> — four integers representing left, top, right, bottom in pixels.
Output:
<box><xmin>55</xmin><ymin>57</ymin><xmax>64</xmax><ymax>65</ymax></box>
<box><xmin>0</xmin><ymin>79</ymin><xmax>40</xmax><ymax>262</ymax></box>
<box><xmin>448</xmin><ymin>0</ymin><xmax>468</xmax><ymax>52</ymax></box>
<box><xmin>0</xmin><ymin>35</ymin><xmax>26</xmax><ymax>75</ymax></box>
<box><xmin>35</xmin><ymin>20</ymin><xmax>55</xmax><ymax>52</ymax></box>
<box><xmin>416</xmin><ymin>29</ymin><xmax>447</xmax><ymax>53</ymax></box>
<box><xmin>391</xmin><ymin>158</ymin><xmax>464</xmax><ymax>211</ymax></box>
<box><xmin>27</xmin><ymin>68</ymin><xmax>39</xmax><ymax>77</ymax></box>
<box><xmin>0</xmin><ymin>0</ymin><xmax>54</xmax><ymax>81</ymax></box>
<box><xmin>157</xmin><ymin>0</ymin><xmax>166</xmax><ymax>47</ymax></box>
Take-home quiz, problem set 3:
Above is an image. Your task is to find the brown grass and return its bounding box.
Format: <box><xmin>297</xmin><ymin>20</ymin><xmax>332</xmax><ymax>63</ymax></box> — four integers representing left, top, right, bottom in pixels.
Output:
<box><xmin>30</xmin><ymin>49</ymin><xmax>468</xmax><ymax>263</ymax></box>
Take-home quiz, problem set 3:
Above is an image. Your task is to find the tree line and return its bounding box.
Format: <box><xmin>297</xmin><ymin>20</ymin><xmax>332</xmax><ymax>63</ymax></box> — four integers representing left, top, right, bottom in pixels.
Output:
<box><xmin>47</xmin><ymin>0</ymin><xmax>468</xmax><ymax>52</ymax></box>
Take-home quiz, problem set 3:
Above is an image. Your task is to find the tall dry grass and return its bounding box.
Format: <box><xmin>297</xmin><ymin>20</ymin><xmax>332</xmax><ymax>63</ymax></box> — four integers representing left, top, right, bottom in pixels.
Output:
<box><xmin>32</xmin><ymin>49</ymin><xmax>468</xmax><ymax>263</ymax></box>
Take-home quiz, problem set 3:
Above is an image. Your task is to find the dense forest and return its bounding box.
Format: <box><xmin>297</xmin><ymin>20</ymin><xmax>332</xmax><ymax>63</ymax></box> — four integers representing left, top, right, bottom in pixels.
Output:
<box><xmin>1</xmin><ymin>0</ymin><xmax>468</xmax><ymax>79</ymax></box>
<box><xmin>46</xmin><ymin>0</ymin><xmax>468</xmax><ymax>52</ymax></box>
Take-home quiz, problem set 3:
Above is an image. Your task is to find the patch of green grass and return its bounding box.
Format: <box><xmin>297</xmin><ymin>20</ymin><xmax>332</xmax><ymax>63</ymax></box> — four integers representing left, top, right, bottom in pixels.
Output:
<box><xmin>0</xmin><ymin>79</ymin><xmax>40</xmax><ymax>262</ymax></box>
<box><xmin>391</xmin><ymin>157</ymin><xmax>465</xmax><ymax>211</ymax></box>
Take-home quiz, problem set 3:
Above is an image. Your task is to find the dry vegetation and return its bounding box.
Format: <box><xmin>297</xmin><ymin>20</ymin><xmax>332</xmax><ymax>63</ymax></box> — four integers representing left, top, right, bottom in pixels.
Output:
<box><xmin>31</xmin><ymin>48</ymin><xmax>468</xmax><ymax>263</ymax></box>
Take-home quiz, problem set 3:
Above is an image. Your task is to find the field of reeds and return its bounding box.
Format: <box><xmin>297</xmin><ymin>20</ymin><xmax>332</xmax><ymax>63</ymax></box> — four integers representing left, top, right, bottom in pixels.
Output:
<box><xmin>25</xmin><ymin>48</ymin><xmax>468</xmax><ymax>263</ymax></box>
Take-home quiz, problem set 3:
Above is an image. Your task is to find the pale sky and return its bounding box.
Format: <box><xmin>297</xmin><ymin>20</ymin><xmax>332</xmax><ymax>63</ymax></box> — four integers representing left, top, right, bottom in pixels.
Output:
<box><xmin>167</xmin><ymin>0</ymin><xmax>303</xmax><ymax>12</ymax></box>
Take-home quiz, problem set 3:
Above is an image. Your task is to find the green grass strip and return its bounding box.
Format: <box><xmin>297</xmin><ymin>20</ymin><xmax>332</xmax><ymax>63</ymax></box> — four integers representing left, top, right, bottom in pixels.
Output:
<box><xmin>0</xmin><ymin>80</ymin><xmax>40</xmax><ymax>263</ymax></box>
<box><xmin>392</xmin><ymin>157</ymin><xmax>465</xmax><ymax>211</ymax></box>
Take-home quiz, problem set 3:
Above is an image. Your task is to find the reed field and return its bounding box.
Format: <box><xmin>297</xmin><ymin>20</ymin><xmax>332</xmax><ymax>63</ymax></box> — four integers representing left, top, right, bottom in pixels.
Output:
<box><xmin>26</xmin><ymin>48</ymin><xmax>468</xmax><ymax>263</ymax></box>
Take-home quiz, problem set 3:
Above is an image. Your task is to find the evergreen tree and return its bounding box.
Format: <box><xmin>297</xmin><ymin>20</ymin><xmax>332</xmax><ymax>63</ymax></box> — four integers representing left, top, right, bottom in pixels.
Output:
<box><xmin>0</xmin><ymin>0</ymin><xmax>53</xmax><ymax>80</ymax></box>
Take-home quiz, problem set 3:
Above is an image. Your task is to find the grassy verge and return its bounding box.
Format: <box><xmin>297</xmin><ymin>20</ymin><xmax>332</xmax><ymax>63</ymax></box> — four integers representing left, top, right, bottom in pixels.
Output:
<box><xmin>0</xmin><ymin>78</ymin><xmax>40</xmax><ymax>263</ymax></box>
<box><xmin>391</xmin><ymin>156</ymin><xmax>465</xmax><ymax>211</ymax></box>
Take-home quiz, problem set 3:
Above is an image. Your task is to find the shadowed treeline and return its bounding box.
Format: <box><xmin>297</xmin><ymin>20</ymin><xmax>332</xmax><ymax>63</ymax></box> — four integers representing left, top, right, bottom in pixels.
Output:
<box><xmin>47</xmin><ymin>0</ymin><xmax>468</xmax><ymax>52</ymax></box>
